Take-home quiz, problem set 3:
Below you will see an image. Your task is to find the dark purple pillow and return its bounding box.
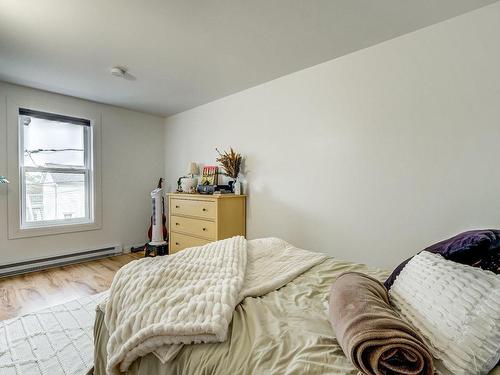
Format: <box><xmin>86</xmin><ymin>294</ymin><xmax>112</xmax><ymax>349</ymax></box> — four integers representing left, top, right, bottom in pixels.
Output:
<box><xmin>384</xmin><ymin>229</ymin><xmax>500</xmax><ymax>289</ymax></box>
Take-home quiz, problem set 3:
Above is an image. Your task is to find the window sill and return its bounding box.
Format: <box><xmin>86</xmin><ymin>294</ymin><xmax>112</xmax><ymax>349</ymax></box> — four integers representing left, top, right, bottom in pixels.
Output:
<box><xmin>8</xmin><ymin>221</ymin><xmax>101</xmax><ymax>239</ymax></box>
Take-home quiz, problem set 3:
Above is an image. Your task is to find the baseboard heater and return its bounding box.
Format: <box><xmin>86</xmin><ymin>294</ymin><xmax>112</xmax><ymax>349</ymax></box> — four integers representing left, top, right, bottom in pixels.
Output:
<box><xmin>0</xmin><ymin>245</ymin><xmax>122</xmax><ymax>278</ymax></box>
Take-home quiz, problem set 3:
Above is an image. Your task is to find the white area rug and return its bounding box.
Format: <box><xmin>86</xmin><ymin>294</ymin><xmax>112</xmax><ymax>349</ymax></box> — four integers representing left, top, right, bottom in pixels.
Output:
<box><xmin>0</xmin><ymin>292</ymin><xmax>107</xmax><ymax>375</ymax></box>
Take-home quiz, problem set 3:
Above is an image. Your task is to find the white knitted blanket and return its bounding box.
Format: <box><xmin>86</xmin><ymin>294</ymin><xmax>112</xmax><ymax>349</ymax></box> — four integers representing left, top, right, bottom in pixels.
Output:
<box><xmin>104</xmin><ymin>237</ymin><xmax>327</xmax><ymax>374</ymax></box>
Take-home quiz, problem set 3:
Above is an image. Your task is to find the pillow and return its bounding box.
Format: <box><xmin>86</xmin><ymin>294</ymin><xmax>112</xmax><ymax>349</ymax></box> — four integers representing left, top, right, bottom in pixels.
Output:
<box><xmin>389</xmin><ymin>252</ymin><xmax>500</xmax><ymax>375</ymax></box>
<box><xmin>423</xmin><ymin>229</ymin><xmax>499</xmax><ymax>263</ymax></box>
<box><xmin>385</xmin><ymin>229</ymin><xmax>500</xmax><ymax>289</ymax></box>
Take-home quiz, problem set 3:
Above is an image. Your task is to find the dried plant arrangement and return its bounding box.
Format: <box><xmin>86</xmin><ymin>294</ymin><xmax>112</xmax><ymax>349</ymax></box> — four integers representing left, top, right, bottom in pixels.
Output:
<box><xmin>216</xmin><ymin>147</ymin><xmax>242</xmax><ymax>179</ymax></box>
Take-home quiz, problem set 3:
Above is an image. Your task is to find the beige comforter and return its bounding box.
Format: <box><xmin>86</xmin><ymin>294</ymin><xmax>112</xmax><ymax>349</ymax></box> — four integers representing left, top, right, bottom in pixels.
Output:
<box><xmin>94</xmin><ymin>258</ymin><xmax>388</xmax><ymax>375</ymax></box>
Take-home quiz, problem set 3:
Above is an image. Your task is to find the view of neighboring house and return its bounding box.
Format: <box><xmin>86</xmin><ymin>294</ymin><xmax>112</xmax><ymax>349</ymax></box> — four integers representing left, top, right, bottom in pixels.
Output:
<box><xmin>25</xmin><ymin>170</ymin><xmax>85</xmax><ymax>222</ymax></box>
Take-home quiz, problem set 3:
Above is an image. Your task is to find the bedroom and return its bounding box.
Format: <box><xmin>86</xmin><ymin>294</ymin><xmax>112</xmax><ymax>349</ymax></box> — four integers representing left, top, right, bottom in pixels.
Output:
<box><xmin>0</xmin><ymin>1</ymin><xmax>499</xmax><ymax>374</ymax></box>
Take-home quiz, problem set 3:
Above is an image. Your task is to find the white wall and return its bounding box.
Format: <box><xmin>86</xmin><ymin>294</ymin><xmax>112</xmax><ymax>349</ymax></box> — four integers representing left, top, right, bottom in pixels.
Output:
<box><xmin>164</xmin><ymin>3</ymin><xmax>500</xmax><ymax>269</ymax></box>
<box><xmin>0</xmin><ymin>82</ymin><xmax>165</xmax><ymax>265</ymax></box>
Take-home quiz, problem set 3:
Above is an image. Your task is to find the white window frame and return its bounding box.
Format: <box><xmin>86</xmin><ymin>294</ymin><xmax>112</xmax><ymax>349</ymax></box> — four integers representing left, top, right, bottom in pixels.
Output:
<box><xmin>7</xmin><ymin>96</ymin><xmax>102</xmax><ymax>239</ymax></box>
<box><xmin>19</xmin><ymin>110</ymin><xmax>94</xmax><ymax>229</ymax></box>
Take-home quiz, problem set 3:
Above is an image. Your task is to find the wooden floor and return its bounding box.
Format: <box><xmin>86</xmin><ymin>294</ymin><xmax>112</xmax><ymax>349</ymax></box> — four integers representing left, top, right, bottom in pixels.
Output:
<box><xmin>0</xmin><ymin>252</ymin><xmax>143</xmax><ymax>321</ymax></box>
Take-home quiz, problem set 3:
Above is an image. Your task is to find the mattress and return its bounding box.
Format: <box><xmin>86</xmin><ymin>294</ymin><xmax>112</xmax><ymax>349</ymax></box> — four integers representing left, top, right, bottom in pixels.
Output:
<box><xmin>92</xmin><ymin>256</ymin><xmax>500</xmax><ymax>375</ymax></box>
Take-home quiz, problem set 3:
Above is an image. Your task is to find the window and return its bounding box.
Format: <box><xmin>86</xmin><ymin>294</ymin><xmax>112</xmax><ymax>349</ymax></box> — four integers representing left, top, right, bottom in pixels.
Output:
<box><xmin>19</xmin><ymin>108</ymin><xmax>94</xmax><ymax>229</ymax></box>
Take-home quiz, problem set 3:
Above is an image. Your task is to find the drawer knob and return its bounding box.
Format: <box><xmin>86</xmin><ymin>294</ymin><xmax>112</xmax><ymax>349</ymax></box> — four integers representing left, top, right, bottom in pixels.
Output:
<box><xmin>202</xmin><ymin>208</ymin><xmax>207</xmax><ymax>212</ymax></box>
<box><xmin>175</xmin><ymin>242</ymin><xmax>180</xmax><ymax>245</ymax></box>
<box><xmin>202</xmin><ymin>228</ymin><xmax>207</xmax><ymax>231</ymax></box>
<box><xmin>175</xmin><ymin>205</ymin><xmax>180</xmax><ymax>208</ymax></box>
<box><xmin>175</xmin><ymin>222</ymin><xmax>180</xmax><ymax>226</ymax></box>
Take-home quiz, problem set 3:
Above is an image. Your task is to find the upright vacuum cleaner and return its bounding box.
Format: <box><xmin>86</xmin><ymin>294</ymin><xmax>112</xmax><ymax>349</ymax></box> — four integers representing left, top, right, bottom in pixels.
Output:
<box><xmin>132</xmin><ymin>178</ymin><xmax>168</xmax><ymax>256</ymax></box>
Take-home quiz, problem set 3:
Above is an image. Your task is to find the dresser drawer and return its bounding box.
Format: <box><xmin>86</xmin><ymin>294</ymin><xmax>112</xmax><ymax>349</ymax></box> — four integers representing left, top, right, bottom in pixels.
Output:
<box><xmin>171</xmin><ymin>215</ymin><xmax>216</xmax><ymax>239</ymax></box>
<box><xmin>170</xmin><ymin>198</ymin><xmax>216</xmax><ymax>220</ymax></box>
<box><xmin>170</xmin><ymin>232</ymin><xmax>211</xmax><ymax>254</ymax></box>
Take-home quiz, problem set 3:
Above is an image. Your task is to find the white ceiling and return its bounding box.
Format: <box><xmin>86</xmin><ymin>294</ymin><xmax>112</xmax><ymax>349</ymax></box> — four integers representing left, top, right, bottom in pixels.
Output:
<box><xmin>0</xmin><ymin>0</ymin><xmax>497</xmax><ymax>116</ymax></box>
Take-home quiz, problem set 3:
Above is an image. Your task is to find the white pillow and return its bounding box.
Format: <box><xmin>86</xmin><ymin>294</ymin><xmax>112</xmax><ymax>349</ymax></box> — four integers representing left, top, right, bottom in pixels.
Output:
<box><xmin>389</xmin><ymin>251</ymin><xmax>500</xmax><ymax>375</ymax></box>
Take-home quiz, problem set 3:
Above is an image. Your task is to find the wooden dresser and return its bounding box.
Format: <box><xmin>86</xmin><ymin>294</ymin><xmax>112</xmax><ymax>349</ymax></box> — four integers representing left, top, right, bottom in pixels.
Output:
<box><xmin>168</xmin><ymin>193</ymin><xmax>246</xmax><ymax>254</ymax></box>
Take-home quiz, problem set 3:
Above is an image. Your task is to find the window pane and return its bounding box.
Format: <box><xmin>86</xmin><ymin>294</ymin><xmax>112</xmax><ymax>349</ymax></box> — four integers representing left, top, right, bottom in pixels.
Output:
<box><xmin>22</xmin><ymin>116</ymin><xmax>86</xmax><ymax>168</ymax></box>
<box><xmin>24</xmin><ymin>171</ymin><xmax>87</xmax><ymax>223</ymax></box>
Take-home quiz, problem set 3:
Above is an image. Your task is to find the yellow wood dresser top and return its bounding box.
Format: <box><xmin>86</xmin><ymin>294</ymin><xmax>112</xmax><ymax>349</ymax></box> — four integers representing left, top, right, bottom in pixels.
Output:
<box><xmin>168</xmin><ymin>193</ymin><xmax>247</xmax><ymax>199</ymax></box>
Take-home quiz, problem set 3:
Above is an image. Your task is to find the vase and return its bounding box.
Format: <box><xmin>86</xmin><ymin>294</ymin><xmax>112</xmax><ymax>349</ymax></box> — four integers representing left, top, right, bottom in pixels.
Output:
<box><xmin>234</xmin><ymin>179</ymin><xmax>242</xmax><ymax>195</ymax></box>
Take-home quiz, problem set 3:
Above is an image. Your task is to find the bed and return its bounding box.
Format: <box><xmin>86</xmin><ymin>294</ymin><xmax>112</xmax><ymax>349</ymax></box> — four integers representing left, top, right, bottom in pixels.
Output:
<box><xmin>92</xmin><ymin>241</ymin><xmax>500</xmax><ymax>375</ymax></box>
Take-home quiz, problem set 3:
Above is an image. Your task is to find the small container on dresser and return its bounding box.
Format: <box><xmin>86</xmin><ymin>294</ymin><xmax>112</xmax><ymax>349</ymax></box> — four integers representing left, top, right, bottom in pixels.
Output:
<box><xmin>168</xmin><ymin>193</ymin><xmax>246</xmax><ymax>254</ymax></box>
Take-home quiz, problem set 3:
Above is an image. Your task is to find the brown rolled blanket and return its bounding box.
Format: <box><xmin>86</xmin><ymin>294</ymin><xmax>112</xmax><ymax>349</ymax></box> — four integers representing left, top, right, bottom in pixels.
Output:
<box><xmin>329</xmin><ymin>272</ymin><xmax>434</xmax><ymax>375</ymax></box>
